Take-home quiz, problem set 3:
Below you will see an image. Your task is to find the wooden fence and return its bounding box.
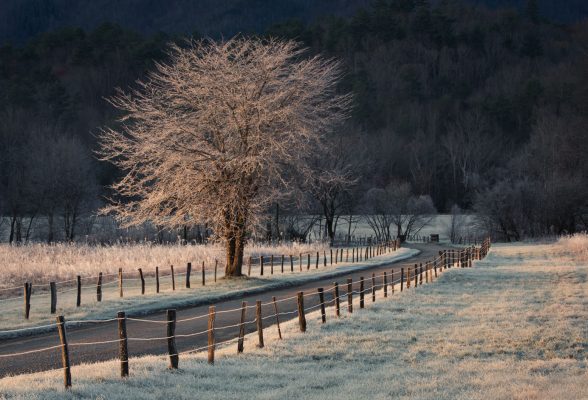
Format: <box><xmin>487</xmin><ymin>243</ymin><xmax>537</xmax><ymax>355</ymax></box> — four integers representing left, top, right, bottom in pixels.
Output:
<box><xmin>0</xmin><ymin>240</ymin><xmax>401</xmax><ymax>321</ymax></box>
<box><xmin>0</xmin><ymin>238</ymin><xmax>492</xmax><ymax>388</ymax></box>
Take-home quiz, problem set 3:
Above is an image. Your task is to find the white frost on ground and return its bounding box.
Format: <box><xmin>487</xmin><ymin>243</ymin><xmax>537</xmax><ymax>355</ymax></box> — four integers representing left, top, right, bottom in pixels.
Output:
<box><xmin>0</xmin><ymin>242</ymin><xmax>331</xmax><ymax>290</ymax></box>
<box><xmin>1</xmin><ymin>240</ymin><xmax>586</xmax><ymax>399</ymax></box>
<box><xmin>0</xmin><ymin>248</ymin><xmax>418</xmax><ymax>336</ymax></box>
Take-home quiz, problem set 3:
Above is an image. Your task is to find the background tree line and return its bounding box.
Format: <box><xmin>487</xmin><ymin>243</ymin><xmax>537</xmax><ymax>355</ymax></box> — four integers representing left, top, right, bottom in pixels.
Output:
<box><xmin>0</xmin><ymin>0</ymin><xmax>586</xmax><ymax>243</ymax></box>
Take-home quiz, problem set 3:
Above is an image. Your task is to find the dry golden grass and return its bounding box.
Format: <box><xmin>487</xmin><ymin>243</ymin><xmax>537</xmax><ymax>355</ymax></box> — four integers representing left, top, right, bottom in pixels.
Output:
<box><xmin>1</xmin><ymin>240</ymin><xmax>586</xmax><ymax>399</ymax></box>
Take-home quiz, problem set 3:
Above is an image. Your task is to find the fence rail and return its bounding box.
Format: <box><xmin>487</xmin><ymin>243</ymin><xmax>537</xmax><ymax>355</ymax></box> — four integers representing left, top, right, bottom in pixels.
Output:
<box><xmin>0</xmin><ymin>238</ymin><xmax>492</xmax><ymax>389</ymax></box>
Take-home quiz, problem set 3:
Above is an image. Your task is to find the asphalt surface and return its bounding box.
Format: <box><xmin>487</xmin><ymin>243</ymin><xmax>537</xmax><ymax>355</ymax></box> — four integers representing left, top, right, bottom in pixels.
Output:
<box><xmin>0</xmin><ymin>243</ymin><xmax>446</xmax><ymax>378</ymax></box>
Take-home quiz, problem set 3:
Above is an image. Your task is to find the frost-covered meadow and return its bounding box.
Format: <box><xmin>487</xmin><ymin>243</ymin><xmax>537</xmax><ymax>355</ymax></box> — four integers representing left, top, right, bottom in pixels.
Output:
<box><xmin>0</xmin><ymin>242</ymin><xmax>330</xmax><ymax>291</ymax></box>
<box><xmin>0</xmin><ymin>247</ymin><xmax>417</xmax><ymax>334</ymax></box>
<box><xmin>1</xmin><ymin>236</ymin><xmax>586</xmax><ymax>399</ymax></box>
<box><xmin>0</xmin><ymin>214</ymin><xmax>479</xmax><ymax>294</ymax></box>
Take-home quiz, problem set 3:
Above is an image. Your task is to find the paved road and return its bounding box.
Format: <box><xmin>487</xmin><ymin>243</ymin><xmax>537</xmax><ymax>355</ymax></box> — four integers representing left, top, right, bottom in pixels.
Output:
<box><xmin>0</xmin><ymin>243</ymin><xmax>445</xmax><ymax>377</ymax></box>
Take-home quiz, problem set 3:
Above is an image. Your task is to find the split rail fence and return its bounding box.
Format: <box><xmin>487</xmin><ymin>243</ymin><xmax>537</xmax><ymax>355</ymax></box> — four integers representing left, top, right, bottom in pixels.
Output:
<box><xmin>0</xmin><ymin>238</ymin><xmax>492</xmax><ymax>389</ymax></box>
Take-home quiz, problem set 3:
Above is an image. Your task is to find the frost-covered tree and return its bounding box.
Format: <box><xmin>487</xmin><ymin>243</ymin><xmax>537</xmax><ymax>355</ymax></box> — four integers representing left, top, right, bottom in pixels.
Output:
<box><xmin>98</xmin><ymin>37</ymin><xmax>350</xmax><ymax>276</ymax></box>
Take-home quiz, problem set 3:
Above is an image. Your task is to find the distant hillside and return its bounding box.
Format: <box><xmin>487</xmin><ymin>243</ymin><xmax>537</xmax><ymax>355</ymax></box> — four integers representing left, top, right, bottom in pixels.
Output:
<box><xmin>0</xmin><ymin>0</ymin><xmax>587</xmax><ymax>45</ymax></box>
<box><xmin>0</xmin><ymin>0</ymin><xmax>370</xmax><ymax>45</ymax></box>
<box><xmin>469</xmin><ymin>0</ymin><xmax>588</xmax><ymax>23</ymax></box>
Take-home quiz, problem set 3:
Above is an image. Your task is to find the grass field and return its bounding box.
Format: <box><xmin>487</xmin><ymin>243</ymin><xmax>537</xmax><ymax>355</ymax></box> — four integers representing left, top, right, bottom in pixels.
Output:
<box><xmin>0</xmin><ymin>214</ymin><xmax>479</xmax><ymax>294</ymax></box>
<box><xmin>0</xmin><ymin>247</ymin><xmax>417</xmax><ymax>335</ymax></box>
<box><xmin>0</xmin><ymin>242</ymin><xmax>331</xmax><ymax>292</ymax></box>
<box><xmin>1</xmin><ymin>235</ymin><xmax>586</xmax><ymax>399</ymax></box>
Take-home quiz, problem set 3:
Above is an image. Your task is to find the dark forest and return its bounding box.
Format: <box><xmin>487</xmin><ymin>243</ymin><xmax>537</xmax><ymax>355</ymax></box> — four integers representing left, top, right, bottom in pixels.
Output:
<box><xmin>1</xmin><ymin>0</ymin><xmax>587</xmax><ymax>242</ymax></box>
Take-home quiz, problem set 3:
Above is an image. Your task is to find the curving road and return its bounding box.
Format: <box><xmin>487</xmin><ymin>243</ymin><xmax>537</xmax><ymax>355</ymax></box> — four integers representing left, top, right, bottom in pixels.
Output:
<box><xmin>0</xmin><ymin>243</ymin><xmax>446</xmax><ymax>378</ymax></box>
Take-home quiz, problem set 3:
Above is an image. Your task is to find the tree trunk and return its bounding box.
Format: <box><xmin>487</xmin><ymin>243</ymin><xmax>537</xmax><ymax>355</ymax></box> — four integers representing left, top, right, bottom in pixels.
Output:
<box><xmin>347</xmin><ymin>215</ymin><xmax>353</xmax><ymax>245</ymax></box>
<box><xmin>275</xmin><ymin>203</ymin><xmax>280</xmax><ymax>241</ymax></box>
<box><xmin>224</xmin><ymin>212</ymin><xmax>247</xmax><ymax>277</ymax></box>
<box><xmin>15</xmin><ymin>217</ymin><xmax>22</xmax><ymax>243</ymax></box>
<box><xmin>325</xmin><ymin>218</ymin><xmax>334</xmax><ymax>244</ymax></box>
<box><xmin>225</xmin><ymin>229</ymin><xmax>245</xmax><ymax>277</ymax></box>
<box><xmin>25</xmin><ymin>215</ymin><xmax>35</xmax><ymax>243</ymax></box>
<box><xmin>9</xmin><ymin>215</ymin><xmax>16</xmax><ymax>244</ymax></box>
<box><xmin>47</xmin><ymin>213</ymin><xmax>54</xmax><ymax>244</ymax></box>
<box><xmin>69</xmin><ymin>210</ymin><xmax>77</xmax><ymax>241</ymax></box>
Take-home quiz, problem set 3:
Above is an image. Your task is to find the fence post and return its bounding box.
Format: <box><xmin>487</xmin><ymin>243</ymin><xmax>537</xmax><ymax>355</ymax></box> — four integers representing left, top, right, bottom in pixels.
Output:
<box><xmin>237</xmin><ymin>301</ymin><xmax>247</xmax><ymax>353</ymax></box>
<box><xmin>391</xmin><ymin>270</ymin><xmax>395</xmax><ymax>294</ymax></box>
<box><xmin>347</xmin><ymin>278</ymin><xmax>353</xmax><ymax>313</ymax></box>
<box><xmin>434</xmin><ymin>260</ymin><xmax>437</xmax><ymax>278</ymax></box>
<box><xmin>307</xmin><ymin>253</ymin><xmax>311</xmax><ymax>270</ymax></box>
<box><xmin>24</xmin><ymin>282</ymin><xmax>32</xmax><ymax>319</ymax></box>
<box><xmin>214</xmin><ymin>259</ymin><xmax>218</xmax><ymax>282</ymax></box>
<box><xmin>324</xmin><ymin>251</ymin><xmax>327</xmax><ymax>267</ymax></box>
<box><xmin>186</xmin><ymin>262</ymin><xmax>191</xmax><ymax>288</ymax></box>
<box><xmin>97</xmin><ymin>272</ymin><xmax>102</xmax><ymax>302</ymax></box>
<box><xmin>316</xmin><ymin>252</ymin><xmax>319</xmax><ymax>269</ymax></box>
<box><xmin>171</xmin><ymin>265</ymin><xmax>175</xmax><ymax>291</ymax></box>
<box><xmin>208</xmin><ymin>306</ymin><xmax>216</xmax><ymax>364</ymax></box>
<box><xmin>438</xmin><ymin>251</ymin><xmax>443</xmax><ymax>272</ymax></box>
<box><xmin>202</xmin><ymin>261</ymin><xmax>206</xmax><ymax>286</ymax></box>
<box><xmin>469</xmin><ymin>248</ymin><xmax>473</xmax><ymax>267</ymax></box>
<box><xmin>346</xmin><ymin>248</ymin><xmax>349</xmax><ymax>262</ymax></box>
<box><xmin>76</xmin><ymin>276</ymin><xmax>81</xmax><ymax>307</ymax></box>
<box><xmin>359</xmin><ymin>277</ymin><xmax>365</xmax><ymax>308</ymax></box>
<box><xmin>371</xmin><ymin>273</ymin><xmax>376</xmax><ymax>302</ymax></box>
<box><xmin>317</xmin><ymin>288</ymin><xmax>326</xmax><ymax>323</ymax></box>
<box><xmin>118</xmin><ymin>311</ymin><xmax>129</xmax><ymax>377</ymax></box>
<box><xmin>281</xmin><ymin>255</ymin><xmax>285</xmax><ymax>273</ymax></box>
<box><xmin>383</xmin><ymin>272</ymin><xmax>388</xmax><ymax>298</ymax></box>
<box><xmin>425</xmin><ymin>263</ymin><xmax>429</xmax><ymax>284</ymax></box>
<box><xmin>156</xmin><ymin>267</ymin><xmax>160</xmax><ymax>293</ymax></box>
<box><xmin>56</xmin><ymin>315</ymin><xmax>71</xmax><ymax>389</ymax></box>
<box><xmin>256</xmin><ymin>300</ymin><xmax>264</xmax><ymax>348</ymax></box>
<box><xmin>290</xmin><ymin>255</ymin><xmax>294</xmax><ymax>272</ymax></box>
<box><xmin>50</xmin><ymin>282</ymin><xmax>57</xmax><ymax>314</ymax></box>
<box><xmin>167</xmin><ymin>309</ymin><xmax>178</xmax><ymax>369</ymax></box>
<box><xmin>118</xmin><ymin>268</ymin><xmax>123</xmax><ymax>297</ymax></box>
<box><xmin>297</xmin><ymin>292</ymin><xmax>306</xmax><ymax>332</ymax></box>
<box><xmin>406</xmin><ymin>267</ymin><xmax>411</xmax><ymax>289</ymax></box>
<box><xmin>270</xmin><ymin>255</ymin><xmax>274</xmax><ymax>275</ymax></box>
<box><xmin>334</xmin><ymin>282</ymin><xmax>340</xmax><ymax>317</ymax></box>
<box><xmin>138</xmin><ymin>268</ymin><xmax>145</xmax><ymax>295</ymax></box>
<box><xmin>272</xmin><ymin>296</ymin><xmax>282</xmax><ymax>339</ymax></box>
<box><xmin>419</xmin><ymin>263</ymin><xmax>423</xmax><ymax>285</ymax></box>
<box><xmin>248</xmin><ymin>256</ymin><xmax>252</xmax><ymax>276</ymax></box>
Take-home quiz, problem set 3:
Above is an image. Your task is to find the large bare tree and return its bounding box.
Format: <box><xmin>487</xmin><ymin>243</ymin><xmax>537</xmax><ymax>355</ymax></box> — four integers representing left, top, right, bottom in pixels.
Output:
<box><xmin>98</xmin><ymin>37</ymin><xmax>350</xmax><ymax>276</ymax></box>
